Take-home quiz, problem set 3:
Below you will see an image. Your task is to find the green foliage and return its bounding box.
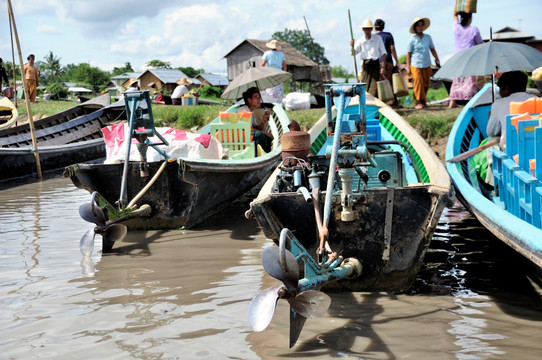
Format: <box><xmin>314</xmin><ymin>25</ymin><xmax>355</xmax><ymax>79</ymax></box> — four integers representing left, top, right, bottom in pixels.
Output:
<box><xmin>272</xmin><ymin>28</ymin><xmax>329</xmax><ymax>65</ymax></box>
<box><xmin>112</xmin><ymin>62</ymin><xmax>134</xmax><ymax>76</ymax></box>
<box><xmin>398</xmin><ymin>54</ymin><xmax>407</xmax><ymax>64</ymax></box>
<box><xmin>65</xmin><ymin>63</ymin><xmax>110</xmax><ymax>92</ymax></box>
<box><xmin>200</xmin><ymin>85</ymin><xmax>222</xmax><ymax>99</ymax></box>
<box><xmin>146</xmin><ymin>59</ymin><xmax>171</xmax><ymax>69</ymax></box>
<box><xmin>331</xmin><ymin>65</ymin><xmax>352</xmax><ymax>78</ymax></box>
<box><xmin>179</xmin><ymin>66</ymin><xmax>204</xmax><ymax>78</ymax></box>
<box><xmin>38</xmin><ymin>51</ymin><xmax>64</xmax><ymax>85</ymax></box>
<box><xmin>152</xmin><ymin>105</ymin><xmax>229</xmax><ymax>129</ymax></box>
<box><xmin>46</xmin><ymin>82</ymin><xmax>69</xmax><ymax>100</ymax></box>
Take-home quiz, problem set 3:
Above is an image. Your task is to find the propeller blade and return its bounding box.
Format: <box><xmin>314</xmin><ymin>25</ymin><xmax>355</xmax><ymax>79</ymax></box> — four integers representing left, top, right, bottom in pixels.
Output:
<box><xmin>262</xmin><ymin>246</ymin><xmax>299</xmax><ymax>290</ymax></box>
<box><xmin>248</xmin><ymin>285</ymin><xmax>282</xmax><ymax>332</ymax></box>
<box><xmin>287</xmin><ymin>290</ymin><xmax>331</xmax><ymax>318</ymax></box>
<box><xmin>103</xmin><ymin>223</ymin><xmax>128</xmax><ymax>244</ymax></box>
<box><xmin>79</xmin><ymin>202</ymin><xmax>106</xmax><ymax>228</ymax></box>
<box><xmin>80</xmin><ymin>228</ymin><xmax>95</xmax><ymax>257</ymax></box>
<box><xmin>289</xmin><ymin>307</ymin><xmax>307</xmax><ymax>348</ymax></box>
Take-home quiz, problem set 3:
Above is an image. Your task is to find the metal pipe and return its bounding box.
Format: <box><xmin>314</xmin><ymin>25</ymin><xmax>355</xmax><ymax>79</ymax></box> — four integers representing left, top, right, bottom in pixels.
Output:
<box><xmin>297</xmin><ymin>186</ymin><xmax>312</xmax><ymax>203</ymax></box>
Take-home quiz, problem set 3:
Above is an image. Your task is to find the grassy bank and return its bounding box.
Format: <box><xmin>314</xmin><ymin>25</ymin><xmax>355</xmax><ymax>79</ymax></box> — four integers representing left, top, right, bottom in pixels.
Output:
<box><xmin>14</xmin><ymin>86</ymin><xmax>457</xmax><ymax>158</ymax></box>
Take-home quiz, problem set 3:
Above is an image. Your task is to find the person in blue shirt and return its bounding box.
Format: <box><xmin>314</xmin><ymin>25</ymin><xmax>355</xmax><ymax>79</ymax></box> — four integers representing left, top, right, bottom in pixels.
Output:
<box><xmin>406</xmin><ymin>17</ymin><xmax>441</xmax><ymax>109</ymax></box>
<box><xmin>374</xmin><ymin>19</ymin><xmax>400</xmax><ymax>106</ymax></box>
<box><xmin>261</xmin><ymin>39</ymin><xmax>287</xmax><ymax>103</ymax></box>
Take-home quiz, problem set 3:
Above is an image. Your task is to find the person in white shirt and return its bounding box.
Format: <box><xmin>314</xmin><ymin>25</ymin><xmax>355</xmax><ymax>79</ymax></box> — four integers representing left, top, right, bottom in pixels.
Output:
<box><xmin>172</xmin><ymin>77</ymin><xmax>192</xmax><ymax>105</ymax></box>
<box><xmin>486</xmin><ymin>71</ymin><xmax>537</xmax><ymax>148</ymax></box>
<box><xmin>350</xmin><ymin>19</ymin><xmax>387</xmax><ymax>97</ymax></box>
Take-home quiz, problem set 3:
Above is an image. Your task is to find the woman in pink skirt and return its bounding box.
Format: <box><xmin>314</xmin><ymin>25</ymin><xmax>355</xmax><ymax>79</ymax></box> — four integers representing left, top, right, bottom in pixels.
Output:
<box><xmin>449</xmin><ymin>9</ymin><xmax>483</xmax><ymax>108</ymax></box>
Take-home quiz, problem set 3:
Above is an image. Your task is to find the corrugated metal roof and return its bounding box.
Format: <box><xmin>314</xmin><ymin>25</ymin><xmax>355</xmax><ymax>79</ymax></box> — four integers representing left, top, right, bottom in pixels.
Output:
<box><xmin>145</xmin><ymin>69</ymin><xmax>188</xmax><ymax>84</ymax></box>
<box><xmin>197</xmin><ymin>73</ymin><xmax>229</xmax><ymax>86</ymax></box>
<box><xmin>111</xmin><ymin>72</ymin><xmax>141</xmax><ymax>80</ymax></box>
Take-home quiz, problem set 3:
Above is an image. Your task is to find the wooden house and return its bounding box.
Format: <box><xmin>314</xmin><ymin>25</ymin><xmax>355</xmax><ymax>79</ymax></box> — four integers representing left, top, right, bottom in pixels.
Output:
<box><xmin>223</xmin><ymin>39</ymin><xmax>330</xmax><ymax>86</ymax></box>
<box><xmin>488</xmin><ymin>27</ymin><xmax>542</xmax><ymax>52</ymax></box>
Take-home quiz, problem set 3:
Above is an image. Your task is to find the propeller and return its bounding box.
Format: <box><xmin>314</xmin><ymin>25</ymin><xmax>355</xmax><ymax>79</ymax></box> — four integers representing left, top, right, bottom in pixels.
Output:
<box><xmin>249</xmin><ymin>228</ymin><xmax>332</xmax><ymax>347</ymax></box>
<box><xmin>78</xmin><ymin>192</ymin><xmax>128</xmax><ymax>256</ymax></box>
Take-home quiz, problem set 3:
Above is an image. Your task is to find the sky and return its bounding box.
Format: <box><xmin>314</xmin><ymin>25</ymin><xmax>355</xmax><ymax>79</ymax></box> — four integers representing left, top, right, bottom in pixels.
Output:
<box><xmin>1</xmin><ymin>0</ymin><xmax>540</xmax><ymax>76</ymax></box>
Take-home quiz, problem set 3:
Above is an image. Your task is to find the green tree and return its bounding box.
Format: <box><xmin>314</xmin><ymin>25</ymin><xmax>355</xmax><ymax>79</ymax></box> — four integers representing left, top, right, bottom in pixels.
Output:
<box><xmin>112</xmin><ymin>62</ymin><xmax>134</xmax><ymax>76</ymax></box>
<box><xmin>331</xmin><ymin>65</ymin><xmax>352</xmax><ymax>78</ymax></box>
<box><xmin>178</xmin><ymin>66</ymin><xmax>204</xmax><ymax>78</ymax></box>
<box><xmin>146</xmin><ymin>59</ymin><xmax>171</xmax><ymax>69</ymax></box>
<box><xmin>69</xmin><ymin>63</ymin><xmax>110</xmax><ymax>92</ymax></box>
<box><xmin>272</xmin><ymin>28</ymin><xmax>329</xmax><ymax>65</ymax></box>
<box><xmin>38</xmin><ymin>51</ymin><xmax>64</xmax><ymax>85</ymax></box>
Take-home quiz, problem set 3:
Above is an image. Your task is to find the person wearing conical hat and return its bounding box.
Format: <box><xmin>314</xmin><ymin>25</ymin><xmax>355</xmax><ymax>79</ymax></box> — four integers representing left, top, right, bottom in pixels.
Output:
<box><xmin>261</xmin><ymin>39</ymin><xmax>287</xmax><ymax>103</ymax></box>
<box><xmin>172</xmin><ymin>77</ymin><xmax>193</xmax><ymax>105</ymax></box>
<box><xmin>406</xmin><ymin>17</ymin><xmax>440</xmax><ymax>109</ymax></box>
<box><xmin>349</xmin><ymin>19</ymin><xmax>387</xmax><ymax>97</ymax></box>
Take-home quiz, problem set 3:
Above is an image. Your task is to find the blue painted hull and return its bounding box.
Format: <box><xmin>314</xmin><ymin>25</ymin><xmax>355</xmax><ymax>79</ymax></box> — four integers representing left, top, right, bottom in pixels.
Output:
<box><xmin>445</xmin><ymin>83</ymin><xmax>542</xmax><ymax>267</ymax></box>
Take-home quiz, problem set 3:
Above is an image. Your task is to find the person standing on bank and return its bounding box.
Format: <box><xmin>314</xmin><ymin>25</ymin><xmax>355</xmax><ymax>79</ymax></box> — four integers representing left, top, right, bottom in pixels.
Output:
<box><xmin>350</xmin><ymin>19</ymin><xmax>387</xmax><ymax>98</ymax></box>
<box><xmin>261</xmin><ymin>39</ymin><xmax>287</xmax><ymax>103</ymax></box>
<box><xmin>406</xmin><ymin>17</ymin><xmax>440</xmax><ymax>109</ymax></box>
<box><xmin>448</xmin><ymin>9</ymin><xmax>483</xmax><ymax>108</ymax></box>
<box><xmin>374</xmin><ymin>19</ymin><xmax>400</xmax><ymax>105</ymax></box>
<box><xmin>24</xmin><ymin>54</ymin><xmax>40</xmax><ymax>103</ymax></box>
<box><xmin>0</xmin><ymin>58</ymin><xmax>9</xmax><ymax>90</ymax></box>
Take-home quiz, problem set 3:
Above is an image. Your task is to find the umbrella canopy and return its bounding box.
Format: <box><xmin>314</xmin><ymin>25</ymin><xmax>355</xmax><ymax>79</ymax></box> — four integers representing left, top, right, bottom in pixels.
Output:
<box><xmin>434</xmin><ymin>41</ymin><xmax>542</xmax><ymax>80</ymax></box>
<box><xmin>221</xmin><ymin>67</ymin><xmax>292</xmax><ymax>100</ymax></box>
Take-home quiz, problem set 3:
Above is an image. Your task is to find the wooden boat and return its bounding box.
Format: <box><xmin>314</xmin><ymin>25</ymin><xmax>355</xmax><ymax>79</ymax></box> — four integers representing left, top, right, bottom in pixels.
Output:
<box><xmin>445</xmin><ymin>83</ymin><xmax>542</xmax><ymax>267</ymax></box>
<box><xmin>246</xmin><ymin>83</ymin><xmax>454</xmax><ymax>293</ymax></box>
<box><xmin>0</xmin><ymin>97</ymin><xmax>18</xmax><ymax>130</ymax></box>
<box><xmin>66</xmin><ymin>90</ymin><xmax>292</xmax><ymax>240</ymax></box>
<box><xmin>0</xmin><ymin>94</ymin><xmax>120</xmax><ymax>182</ymax></box>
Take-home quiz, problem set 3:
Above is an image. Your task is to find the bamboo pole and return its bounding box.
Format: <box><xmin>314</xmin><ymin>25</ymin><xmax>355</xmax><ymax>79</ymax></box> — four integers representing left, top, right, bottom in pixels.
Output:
<box><xmin>348</xmin><ymin>9</ymin><xmax>359</xmax><ymax>80</ymax></box>
<box><xmin>7</xmin><ymin>0</ymin><xmax>42</xmax><ymax>178</ymax></box>
<box><xmin>8</xmin><ymin>9</ymin><xmax>17</xmax><ymax>107</ymax></box>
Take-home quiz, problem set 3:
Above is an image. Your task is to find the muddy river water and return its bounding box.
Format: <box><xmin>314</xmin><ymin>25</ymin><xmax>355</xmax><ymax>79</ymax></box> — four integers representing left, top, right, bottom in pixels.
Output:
<box><xmin>1</xmin><ymin>177</ymin><xmax>542</xmax><ymax>359</ymax></box>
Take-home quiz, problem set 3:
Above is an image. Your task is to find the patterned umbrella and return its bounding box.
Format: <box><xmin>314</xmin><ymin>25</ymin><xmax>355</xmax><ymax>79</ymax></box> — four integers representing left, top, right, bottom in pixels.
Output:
<box><xmin>433</xmin><ymin>41</ymin><xmax>542</xmax><ymax>80</ymax></box>
<box><xmin>221</xmin><ymin>66</ymin><xmax>291</xmax><ymax>100</ymax></box>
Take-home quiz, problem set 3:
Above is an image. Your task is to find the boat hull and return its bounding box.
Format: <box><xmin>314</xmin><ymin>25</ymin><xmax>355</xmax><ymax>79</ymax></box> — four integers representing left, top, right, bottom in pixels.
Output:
<box><xmin>68</xmin><ymin>154</ymin><xmax>282</xmax><ymax>230</ymax></box>
<box><xmin>251</xmin><ymin>185</ymin><xmax>447</xmax><ymax>292</ymax></box>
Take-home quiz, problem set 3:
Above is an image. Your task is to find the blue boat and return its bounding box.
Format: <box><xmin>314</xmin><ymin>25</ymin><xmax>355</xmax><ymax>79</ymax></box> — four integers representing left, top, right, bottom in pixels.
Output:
<box><xmin>446</xmin><ymin>83</ymin><xmax>542</xmax><ymax>267</ymax></box>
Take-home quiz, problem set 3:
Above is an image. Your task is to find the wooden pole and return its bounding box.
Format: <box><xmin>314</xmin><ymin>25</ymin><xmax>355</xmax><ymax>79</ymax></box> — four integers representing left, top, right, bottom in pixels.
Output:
<box><xmin>8</xmin><ymin>9</ymin><xmax>17</xmax><ymax>107</ymax></box>
<box><xmin>348</xmin><ymin>9</ymin><xmax>359</xmax><ymax>81</ymax></box>
<box><xmin>7</xmin><ymin>0</ymin><xmax>42</xmax><ymax>178</ymax></box>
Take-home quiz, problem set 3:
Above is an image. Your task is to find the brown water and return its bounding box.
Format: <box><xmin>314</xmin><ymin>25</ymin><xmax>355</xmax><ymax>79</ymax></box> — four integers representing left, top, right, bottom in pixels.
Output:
<box><xmin>1</xmin><ymin>177</ymin><xmax>542</xmax><ymax>359</ymax></box>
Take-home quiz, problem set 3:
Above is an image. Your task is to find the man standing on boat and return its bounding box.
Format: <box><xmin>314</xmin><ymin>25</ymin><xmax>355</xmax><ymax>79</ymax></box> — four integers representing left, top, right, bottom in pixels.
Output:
<box><xmin>24</xmin><ymin>54</ymin><xmax>39</xmax><ymax>103</ymax></box>
<box><xmin>350</xmin><ymin>19</ymin><xmax>387</xmax><ymax>97</ymax></box>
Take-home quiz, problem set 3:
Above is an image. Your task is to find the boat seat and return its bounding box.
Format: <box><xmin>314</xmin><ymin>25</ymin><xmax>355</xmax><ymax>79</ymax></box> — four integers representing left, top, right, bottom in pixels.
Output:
<box><xmin>491</xmin><ymin>150</ymin><xmax>508</xmax><ymax>208</ymax></box>
<box><xmin>517</xmin><ymin>119</ymin><xmax>539</xmax><ymax>171</ymax></box>
<box><xmin>536</xmin><ymin>127</ymin><xmax>542</xmax><ymax>180</ymax></box>
<box><xmin>516</xmin><ymin>170</ymin><xmax>542</xmax><ymax>227</ymax></box>
<box><xmin>210</xmin><ymin>121</ymin><xmax>255</xmax><ymax>159</ymax></box>
<box><xmin>536</xmin><ymin>187</ymin><xmax>542</xmax><ymax>229</ymax></box>
<box><xmin>503</xmin><ymin>158</ymin><xmax>520</xmax><ymax>215</ymax></box>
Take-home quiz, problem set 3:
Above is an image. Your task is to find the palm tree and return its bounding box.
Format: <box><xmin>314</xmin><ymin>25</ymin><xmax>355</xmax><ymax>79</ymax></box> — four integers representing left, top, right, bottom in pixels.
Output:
<box><xmin>39</xmin><ymin>51</ymin><xmax>64</xmax><ymax>84</ymax></box>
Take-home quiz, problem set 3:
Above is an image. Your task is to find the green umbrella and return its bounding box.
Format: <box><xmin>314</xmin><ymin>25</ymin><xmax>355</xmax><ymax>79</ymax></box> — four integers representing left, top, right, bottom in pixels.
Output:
<box><xmin>434</xmin><ymin>41</ymin><xmax>542</xmax><ymax>80</ymax></box>
<box><xmin>221</xmin><ymin>66</ymin><xmax>292</xmax><ymax>100</ymax></box>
